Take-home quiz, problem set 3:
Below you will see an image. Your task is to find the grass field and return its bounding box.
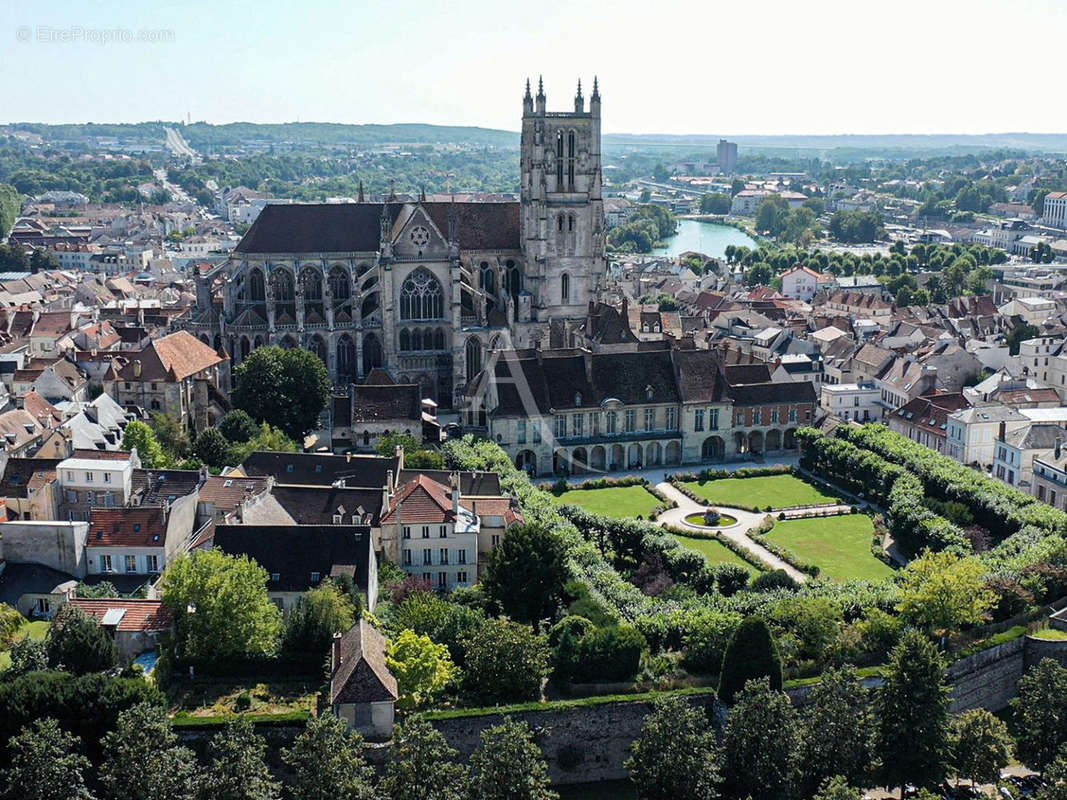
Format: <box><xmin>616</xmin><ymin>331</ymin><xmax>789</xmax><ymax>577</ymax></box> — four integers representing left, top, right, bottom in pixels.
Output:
<box><xmin>682</xmin><ymin>474</ymin><xmax>839</xmax><ymax>509</ymax></box>
<box><xmin>668</xmin><ymin>533</ymin><xmax>763</xmax><ymax>575</ymax></box>
<box><xmin>764</xmin><ymin>514</ymin><xmax>894</xmax><ymax>583</ymax></box>
<box><xmin>550</xmin><ymin>485</ymin><xmax>663</xmax><ymax>519</ymax></box>
<box><xmin>683</xmin><ymin>512</ymin><xmax>738</xmax><ymax>527</ymax></box>
<box><xmin>0</xmin><ymin>620</ymin><xmax>50</xmax><ymax>671</ymax></box>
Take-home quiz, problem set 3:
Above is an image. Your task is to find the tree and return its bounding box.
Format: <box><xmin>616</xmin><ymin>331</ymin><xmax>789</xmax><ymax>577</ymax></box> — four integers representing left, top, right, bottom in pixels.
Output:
<box><xmin>743</xmin><ymin>262</ymin><xmax>772</xmax><ymax>287</ymax></box>
<box><xmin>755</xmin><ymin>195</ymin><xmax>790</xmax><ymax>236</ymax></box>
<box><xmin>0</xmin><ymin>604</ymin><xmax>21</xmax><ymax>647</ymax></box>
<box><xmin>700</xmin><ymin>193</ymin><xmax>731</xmax><ymax>214</ymax></box>
<box><xmin>6</xmin><ymin>636</ymin><xmax>48</xmax><ymax>676</ymax></box>
<box><xmin>460</xmin><ymin>618</ymin><xmax>550</xmax><ymax>704</ymax></box>
<box><xmin>467</xmin><ymin>718</ymin><xmax>557</xmax><ymax>800</ymax></box>
<box><xmin>812</xmin><ymin>777</ymin><xmax>864</xmax><ymax>800</ymax></box>
<box><xmin>149</xmin><ymin>411</ymin><xmax>192</xmax><ymax>459</ymax></box>
<box><xmin>382</xmin><ymin>589</ymin><xmax>484</xmax><ymax>665</ymax></box>
<box><xmin>722</xmin><ymin>676</ymin><xmax>799</xmax><ymax>800</ymax></box>
<box><xmin>201</xmin><ymin>717</ymin><xmax>280</xmax><ymax>800</ymax></box>
<box><xmin>282</xmin><ymin>582</ymin><xmax>356</xmax><ymax>662</ymax></box>
<box><xmin>896</xmin><ymin>549</ymin><xmax>995</xmax><ymax>635</ymax></box>
<box><xmin>874</xmin><ymin>630</ymin><xmax>950</xmax><ymax>798</ymax></box>
<box><xmin>1039</xmin><ymin>747</ymin><xmax>1067</xmax><ymax>800</ymax></box>
<box><xmin>281</xmin><ymin>715</ymin><xmax>376</xmax><ymax>800</ymax></box>
<box><xmin>46</xmin><ymin>603</ymin><xmax>117</xmax><ymax>674</ymax></box>
<box><xmin>1013</xmin><ymin>658</ymin><xmax>1067</xmax><ymax>773</ymax></box>
<box><xmin>217</xmin><ymin>409</ymin><xmax>260</xmax><ymax>443</ymax></box>
<box><xmin>386</xmin><ymin>629</ymin><xmax>457</xmax><ymax>710</ymax></box>
<box><xmin>376</xmin><ymin>432</ymin><xmax>445</xmax><ymax>469</ymax></box>
<box><xmin>120</xmin><ymin>420</ymin><xmax>169</xmax><ymax>468</ymax></box>
<box><xmin>382</xmin><ymin>717</ymin><xmax>467</xmax><ymax>800</ymax></box>
<box><xmin>1007</xmin><ymin>322</ymin><xmax>1041</xmax><ymax>355</ymax></box>
<box><xmin>231</xmin><ymin>345</ymin><xmax>331</xmax><ymax>441</ymax></box>
<box><xmin>482</xmin><ymin>523</ymin><xmax>569</xmax><ymax>625</ymax></box>
<box><xmin>194</xmin><ymin>427</ymin><xmax>235</xmax><ymax>468</ymax></box>
<box><xmin>566</xmin><ymin>625</ymin><xmax>646</xmax><ymax>683</ymax></box>
<box><xmin>950</xmin><ymin>708</ymin><xmax>1013</xmax><ymax>787</ymax></box>
<box><xmin>160</xmin><ymin>549</ymin><xmax>282</xmax><ymax>665</ymax></box>
<box><xmin>718</xmin><ymin>616</ymin><xmax>783</xmax><ymax>705</ymax></box>
<box><xmin>625</xmin><ymin>696</ymin><xmax>720</xmax><ymax>800</ymax></box>
<box><xmin>1</xmin><ymin>718</ymin><xmax>93</xmax><ymax>800</ymax></box>
<box><xmin>99</xmin><ymin>702</ymin><xmax>197</xmax><ymax>800</ymax></box>
<box><xmin>798</xmin><ymin>666</ymin><xmax>873</xmax><ymax>796</ymax></box>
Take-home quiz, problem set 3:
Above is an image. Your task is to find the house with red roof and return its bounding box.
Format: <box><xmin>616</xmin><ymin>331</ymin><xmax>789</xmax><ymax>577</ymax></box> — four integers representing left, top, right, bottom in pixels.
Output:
<box><xmin>69</xmin><ymin>597</ymin><xmax>173</xmax><ymax>663</ymax></box>
<box><xmin>780</xmin><ymin>266</ymin><xmax>835</xmax><ymax>302</ymax></box>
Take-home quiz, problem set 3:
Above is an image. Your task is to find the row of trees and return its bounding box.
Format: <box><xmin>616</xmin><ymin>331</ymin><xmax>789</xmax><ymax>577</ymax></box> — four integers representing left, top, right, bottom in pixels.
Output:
<box><xmin>607</xmin><ymin>205</ymin><xmax>677</xmax><ymax>253</ymax></box>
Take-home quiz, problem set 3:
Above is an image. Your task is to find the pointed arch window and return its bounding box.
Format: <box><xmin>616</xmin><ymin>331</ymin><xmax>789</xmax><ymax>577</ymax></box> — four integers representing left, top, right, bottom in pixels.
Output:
<box><xmin>556</xmin><ymin>131</ymin><xmax>564</xmax><ymax>187</ymax></box>
<box><xmin>399</xmin><ymin>268</ymin><xmax>444</xmax><ymax>320</ymax></box>
<box><xmin>561</xmin><ymin>273</ymin><xmax>570</xmax><ymax>304</ymax></box>
<box><xmin>567</xmin><ymin>131</ymin><xmax>576</xmax><ymax>189</ymax></box>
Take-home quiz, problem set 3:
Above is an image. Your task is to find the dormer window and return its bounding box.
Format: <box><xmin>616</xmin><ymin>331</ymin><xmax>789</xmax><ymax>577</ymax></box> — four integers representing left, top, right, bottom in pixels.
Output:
<box><xmin>574</xmin><ymin>392</ymin><xmax>583</xmax><ymax>407</ymax></box>
<box><xmin>310</xmin><ymin>571</ymin><xmax>320</xmax><ymax>583</ymax></box>
<box><xmin>270</xmin><ymin>572</ymin><xmax>280</xmax><ymax>582</ymax></box>
<box><xmin>646</xmin><ymin>385</ymin><xmax>654</xmax><ymax>401</ymax></box>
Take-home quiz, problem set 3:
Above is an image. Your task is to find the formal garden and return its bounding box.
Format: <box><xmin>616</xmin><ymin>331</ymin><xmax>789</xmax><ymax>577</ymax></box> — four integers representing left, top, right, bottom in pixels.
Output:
<box><xmin>546</xmin><ymin>477</ymin><xmax>669</xmax><ymax>520</ymax></box>
<box><xmin>761</xmin><ymin>514</ymin><xmax>895</xmax><ymax>583</ymax></box>
<box><xmin>675</xmin><ymin>470</ymin><xmax>841</xmax><ymax>511</ymax></box>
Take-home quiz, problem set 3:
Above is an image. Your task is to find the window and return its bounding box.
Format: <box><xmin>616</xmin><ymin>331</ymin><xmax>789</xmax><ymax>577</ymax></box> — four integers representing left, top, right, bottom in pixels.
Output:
<box><xmin>517</xmin><ymin>419</ymin><xmax>526</xmax><ymax>444</ymax></box>
<box><xmin>694</xmin><ymin>409</ymin><xmax>705</xmax><ymax>432</ymax></box>
<box><xmin>146</xmin><ymin>554</ymin><xmax>159</xmax><ymax>573</ymax></box>
<box><xmin>556</xmin><ymin>130</ymin><xmax>564</xmax><ymax>185</ymax></box>
<box><xmin>606</xmin><ymin>411</ymin><xmax>617</xmax><ymax>434</ymax></box>
<box><xmin>572</xmin><ymin>414</ymin><xmax>584</xmax><ymax>437</ymax></box>
<box><xmin>67</xmin><ymin>471</ymin><xmax>74</xmax><ymax>481</ymax></box>
<box><xmin>491</xmin><ymin>534</ymin><xmax>500</xmax><ymax>547</ymax></box>
<box><xmin>561</xmin><ymin>273</ymin><xmax>570</xmax><ymax>304</ymax></box>
<box><xmin>709</xmin><ymin>408</ymin><xmax>719</xmax><ymax>430</ymax></box>
<box><xmin>310</xmin><ymin>571</ymin><xmax>320</xmax><ymax>583</ymax></box>
<box><xmin>403</xmin><ymin>549</ymin><xmax>412</xmax><ymax>566</ymax></box>
<box><xmin>86</xmin><ymin>492</ymin><xmax>95</xmax><ymax>505</ymax></box>
<box><xmin>438</xmin><ymin>572</ymin><xmax>447</xmax><ymax>588</ymax></box>
<box><xmin>100</xmin><ymin>555</ymin><xmax>113</xmax><ymax>573</ymax></box>
<box><xmin>645</xmin><ymin>408</ymin><xmax>655</xmax><ymax>431</ymax></box>
<box><xmin>439</xmin><ymin>526</ymin><xmax>447</xmax><ymax>538</ymax></box>
<box><xmin>789</xmin><ymin>408</ymin><xmax>797</xmax><ymax>423</ymax></box>
<box><xmin>422</xmin><ymin>526</ymin><xmax>430</xmax><ymax>539</ymax></box>
<box><xmin>440</xmin><ymin>548</ymin><xmax>449</xmax><ymax>565</ymax></box>
<box><xmin>66</xmin><ymin>490</ymin><xmax>78</xmax><ymax>504</ymax></box>
<box><xmin>753</xmin><ymin>410</ymin><xmax>762</xmax><ymax>425</ymax></box>
<box><xmin>85</xmin><ymin>471</ymin><xmax>93</xmax><ymax>483</ymax></box>
<box><xmin>458</xmin><ymin>549</ymin><xmax>467</xmax><ymax>565</ymax></box>
<box><xmin>771</xmin><ymin>408</ymin><xmax>780</xmax><ymax>424</ymax></box>
<box><xmin>736</xmin><ymin>411</ymin><xmax>744</xmax><ymax>425</ymax></box>
<box><xmin>103</xmin><ymin>472</ymin><xmax>111</xmax><ymax>484</ymax></box>
<box><xmin>625</xmin><ymin>410</ymin><xmax>636</xmax><ymax>433</ymax></box>
<box><xmin>422</xmin><ymin>573</ymin><xmax>432</xmax><ymax>584</ymax></box>
<box><xmin>423</xmin><ymin>550</ymin><xmax>432</xmax><ymax>566</ymax></box>
<box><xmin>403</xmin><ymin>526</ymin><xmax>411</xmax><ymax>539</ymax></box>
<box><xmin>591</xmin><ymin>413</ymin><xmax>600</xmax><ymax>436</ymax></box>
<box><xmin>567</xmin><ymin>131</ymin><xmax>576</xmax><ymax>189</ymax></box>
<box><xmin>457</xmin><ymin>571</ymin><xmax>468</xmax><ymax>584</ymax></box>
<box><xmin>399</xmin><ymin>268</ymin><xmax>444</xmax><ymax>320</ymax></box>
<box><xmin>666</xmin><ymin>408</ymin><xmax>677</xmax><ymax>431</ymax></box>
<box><xmin>556</xmin><ymin>416</ymin><xmax>566</xmax><ymax>438</ymax></box>
<box><xmin>125</xmin><ymin>555</ymin><xmax>136</xmax><ymax>573</ymax></box>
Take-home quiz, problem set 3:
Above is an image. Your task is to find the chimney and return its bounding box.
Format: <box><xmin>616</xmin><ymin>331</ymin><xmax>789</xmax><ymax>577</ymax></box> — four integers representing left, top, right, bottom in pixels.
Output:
<box><xmin>132</xmin><ymin>359</ymin><xmax>141</xmax><ymax>378</ymax></box>
<box><xmin>331</xmin><ymin>631</ymin><xmax>343</xmax><ymax>673</ymax></box>
<box><xmin>998</xmin><ymin>421</ymin><xmax>1006</xmax><ymax>442</ymax></box>
<box><xmin>386</xmin><ymin>469</ymin><xmax>394</xmax><ymax>490</ymax></box>
<box><xmin>583</xmin><ymin>348</ymin><xmax>593</xmax><ymax>385</ymax></box>
<box><xmin>621</xmin><ymin>296</ymin><xmax>629</xmax><ymax>325</ymax></box>
<box><xmin>450</xmin><ymin>472</ymin><xmax>460</xmax><ymax>514</ymax></box>
<box><xmin>1057</xmin><ymin>437</ymin><xmax>1063</xmax><ymax>461</ymax></box>
<box><xmin>346</xmin><ymin>452</ymin><xmax>351</xmax><ymax>463</ymax></box>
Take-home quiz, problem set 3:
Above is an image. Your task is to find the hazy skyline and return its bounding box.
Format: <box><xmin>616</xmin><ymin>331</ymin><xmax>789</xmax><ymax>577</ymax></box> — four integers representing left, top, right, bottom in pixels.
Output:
<box><xmin>2</xmin><ymin>0</ymin><xmax>1066</xmax><ymax>136</ymax></box>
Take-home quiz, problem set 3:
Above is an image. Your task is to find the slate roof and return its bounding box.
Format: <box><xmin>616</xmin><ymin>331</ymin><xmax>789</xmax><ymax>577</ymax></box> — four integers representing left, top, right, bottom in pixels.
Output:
<box><xmin>350</xmin><ymin>384</ymin><xmax>421</xmax><ymax>423</ymax></box>
<box><xmin>269</xmin><ymin>485</ymin><xmax>383</xmax><ymax>525</ymax></box>
<box><xmin>198</xmin><ymin>475</ymin><xmax>271</xmax><ymax>514</ymax></box>
<box><xmin>0</xmin><ymin>457</ymin><xmax>61</xmax><ymax>500</ymax></box>
<box><xmin>213</xmin><ymin>524</ymin><xmax>373</xmax><ymax>593</ymax></box>
<box><xmin>892</xmin><ymin>392</ymin><xmax>970</xmax><ymax>436</ymax></box>
<box><xmin>241</xmin><ymin>451</ymin><xmax>400</xmax><ymax>489</ymax></box>
<box><xmin>330</xmin><ymin>620</ymin><xmax>397</xmax><ymax>705</ymax></box>
<box><xmin>88</xmin><ymin>507</ymin><xmax>167</xmax><ymax>547</ymax></box>
<box><xmin>235</xmin><ymin>202</ymin><xmax>520</xmax><ymax>254</ymax></box>
<box><xmin>398</xmin><ymin>469</ymin><xmax>501</xmax><ymax>496</ymax></box>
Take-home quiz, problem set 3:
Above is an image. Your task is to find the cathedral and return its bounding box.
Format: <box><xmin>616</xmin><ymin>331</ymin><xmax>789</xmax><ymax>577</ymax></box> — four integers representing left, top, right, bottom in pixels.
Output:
<box><xmin>190</xmin><ymin>78</ymin><xmax>607</xmax><ymax>410</ymax></box>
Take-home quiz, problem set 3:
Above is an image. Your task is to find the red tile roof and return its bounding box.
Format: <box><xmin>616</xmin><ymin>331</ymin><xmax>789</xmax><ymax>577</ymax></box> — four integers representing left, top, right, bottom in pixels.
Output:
<box><xmin>72</xmin><ymin>449</ymin><xmax>134</xmax><ymax>461</ymax></box>
<box><xmin>380</xmin><ymin>473</ymin><xmax>455</xmax><ymax>524</ymax></box>
<box><xmin>87</xmin><ymin>507</ymin><xmax>167</xmax><ymax>547</ymax></box>
<box><xmin>115</xmin><ymin>331</ymin><xmax>224</xmax><ymax>382</ymax></box>
<box><xmin>69</xmin><ymin>598</ymin><xmax>173</xmax><ymax>632</ymax></box>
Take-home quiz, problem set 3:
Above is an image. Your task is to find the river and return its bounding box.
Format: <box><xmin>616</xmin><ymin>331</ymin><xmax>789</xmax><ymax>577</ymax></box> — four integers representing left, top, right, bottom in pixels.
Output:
<box><xmin>651</xmin><ymin>218</ymin><xmax>756</xmax><ymax>259</ymax></box>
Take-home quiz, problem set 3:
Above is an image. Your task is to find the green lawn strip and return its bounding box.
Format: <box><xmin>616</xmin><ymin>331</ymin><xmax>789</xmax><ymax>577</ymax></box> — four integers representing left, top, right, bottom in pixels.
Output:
<box><xmin>681</xmin><ymin>474</ymin><xmax>839</xmax><ymax>509</ymax></box>
<box><xmin>1029</xmin><ymin>627</ymin><xmax>1067</xmax><ymax>641</ymax></box>
<box><xmin>171</xmin><ymin>710</ymin><xmax>311</xmax><ymax>727</ymax></box>
<box><xmin>763</xmin><ymin>515</ymin><xmax>894</xmax><ymax>583</ymax></box>
<box><xmin>420</xmin><ymin>686</ymin><xmax>717</xmax><ymax>721</ymax></box>
<box><xmin>0</xmin><ymin>620</ymin><xmax>50</xmax><ymax>671</ymax></box>
<box><xmin>551</xmin><ymin>485</ymin><xmax>663</xmax><ymax>519</ymax></box>
<box><xmin>668</xmin><ymin>533</ymin><xmax>762</xmax><ymax>575</ymax></box>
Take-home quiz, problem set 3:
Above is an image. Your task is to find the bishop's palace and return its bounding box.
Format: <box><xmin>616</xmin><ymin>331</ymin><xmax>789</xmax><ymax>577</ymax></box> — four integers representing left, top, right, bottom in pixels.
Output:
<box><xmin>191</xmin><ymin>79</ymin><xmax>607</xmax><ymax>409</ymax></box>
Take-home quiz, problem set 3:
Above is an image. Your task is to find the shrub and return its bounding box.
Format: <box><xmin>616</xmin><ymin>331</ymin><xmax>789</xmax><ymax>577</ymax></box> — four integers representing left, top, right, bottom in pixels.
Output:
<box><xmin>713</xmin><ymin>564</ymin><xmax>750</xmax><ymax>597</ymax></box>
<box><xmin>751</xmin><ymin>569</ymin><xmax>800</xmax><ymax>593</ymax></box>
<box><xmin>234</xmin><ymin>691</ymin><xmax>252</xmax><ymax>711</ymax></box>
<box><xmin>718</xmin><ymin>616</ymin><xmax>783</xmax><ymax>705</ymax></box>
<box><xmin>570</xmin><ymin>625</ymin><xmax>646</xmax><ymax>683</ymax></box>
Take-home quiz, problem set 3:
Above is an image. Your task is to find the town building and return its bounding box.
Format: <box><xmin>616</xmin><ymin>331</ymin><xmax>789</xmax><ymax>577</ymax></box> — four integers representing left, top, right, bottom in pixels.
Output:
<box><xmin>819</xmin><ymin>382</ymin><xmax>881</xmax><ymax>423</ymax></box>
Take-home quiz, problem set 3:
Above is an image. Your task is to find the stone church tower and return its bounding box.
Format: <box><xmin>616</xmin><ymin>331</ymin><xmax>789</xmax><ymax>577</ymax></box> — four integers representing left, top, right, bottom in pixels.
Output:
<box><xmin>520</xmin><ymin>77</ymin><xmax>606</xmax><ymax>324</ymax></box>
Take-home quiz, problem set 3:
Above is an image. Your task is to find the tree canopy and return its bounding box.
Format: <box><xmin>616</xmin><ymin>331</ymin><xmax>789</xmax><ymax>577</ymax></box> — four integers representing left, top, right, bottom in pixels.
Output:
<box><xmin>232</xmin><ymin>345</ymin><xmax>331</xmax><ymax>441</ymax></box>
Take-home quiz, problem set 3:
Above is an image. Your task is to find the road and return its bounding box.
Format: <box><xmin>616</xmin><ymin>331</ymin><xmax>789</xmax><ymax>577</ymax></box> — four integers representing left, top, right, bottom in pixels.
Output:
<box><xmin>164</xmin><ymin>126</ymin><xmax>200</xmax><ymax>163</ymax></box>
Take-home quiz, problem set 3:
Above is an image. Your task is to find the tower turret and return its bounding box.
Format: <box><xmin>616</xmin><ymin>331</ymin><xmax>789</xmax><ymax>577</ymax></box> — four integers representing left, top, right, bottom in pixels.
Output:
<box><xmin>590</xmin><ymin>76</ymin><xmax>601</xmax><ymax>117</ymax></box>
<box><xmin>574</xmin><ymin>79</ymin><xmax>584</xmax><ymax>113</ymax></box>
<box><xmin>535</xmin><ymin>75</ymin><xmax>545</xmax><ymax>115</ymax></box>
<box><xmin>523</xmin><ymin>78</ymin><xmax>533</xmax><ymax>115</ymax></box>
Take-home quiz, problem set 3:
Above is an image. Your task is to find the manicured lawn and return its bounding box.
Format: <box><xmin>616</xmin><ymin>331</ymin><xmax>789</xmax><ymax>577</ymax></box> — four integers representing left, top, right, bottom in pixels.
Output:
<box><xmin>0</xmin><ymin>620</ymin><xmax>50</xmax><ymax>671</ymax></box>
<box><xmin>669</xmin><ymin>534</ymin><xmax>763</xmax><ymax>575</ymax></box>
<box><xmin>683</xmin><ymin>512</ymin><xmax>738</xmax><ymax>527</ymax></box>
<box><xmin>550</xmin><ymin>485</ymin><xmax>663</xmax><ymax>519</ymax></box>
<box><xmin>1031</xmin><ymin>627</ymin><xmax>1067</xmax><ymax>641</ymax></box>
<box><xmin>764</xmin><ymin>514</ymin><xmax>894</xmax><ymax>583</ymax></box>
<box><xmin>682</xmin><ymin>474</ymin><xmax>839</xmax><ymax>509</ymax></box>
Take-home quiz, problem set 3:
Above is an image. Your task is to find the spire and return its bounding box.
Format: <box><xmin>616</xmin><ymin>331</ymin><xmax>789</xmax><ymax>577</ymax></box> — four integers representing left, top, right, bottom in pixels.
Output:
<box><xmin>524</xmin><ymin>78</ymin><xmax>532</xmax><ymax>100</ymax></box>
<box><xmin>575</xmin><ymin>78</ymin><xmax>584</xmax><ymax>112</ymax></box>
<box><xmin>536</xmin><ymin>75</ymin><xmax>544</xmax><ymax>99</ymax></box>
<box><xmin>419</xmin><ymin>185</ymin><xmax>426</xmax><ymax>203</ymax></box>
<box><xmin>577</xmin><ymin>79</ymin><xmax>582</xmax><ymax>99</ymax></box>
<box><xmin>592</xmin><ymin>76</ymin><xmax>600</xmax><ymax>100</ymax></box>
<box><xmin>357</xmin><ymin>179</ymin><xmax>364</xmax><ymax>203</ymax></box>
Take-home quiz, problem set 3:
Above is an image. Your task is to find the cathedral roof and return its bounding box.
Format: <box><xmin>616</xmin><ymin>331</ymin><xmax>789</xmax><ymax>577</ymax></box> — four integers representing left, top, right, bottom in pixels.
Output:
<box><xmin>234</xmin><ymin>201</ymin><xmax>520</xmax><ymax>254</ymax></box>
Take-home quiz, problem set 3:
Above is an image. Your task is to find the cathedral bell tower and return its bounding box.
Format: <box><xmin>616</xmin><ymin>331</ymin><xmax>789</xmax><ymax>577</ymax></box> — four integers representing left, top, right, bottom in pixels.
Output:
<box><xmin>520</xmin><ymin>76</ymin><xmax>606</xmax><ymax>322</ymax></box>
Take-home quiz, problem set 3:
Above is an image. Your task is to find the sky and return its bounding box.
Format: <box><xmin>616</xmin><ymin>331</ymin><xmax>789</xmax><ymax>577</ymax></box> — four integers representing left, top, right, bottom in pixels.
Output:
<box><xmin>2</xmin><ymin>0</ymin><xmax>1066</xmax><ymax>136</ymax></box>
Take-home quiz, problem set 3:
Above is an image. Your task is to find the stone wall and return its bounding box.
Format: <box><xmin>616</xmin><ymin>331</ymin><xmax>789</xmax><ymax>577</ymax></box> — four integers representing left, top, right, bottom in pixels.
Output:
<box><xmin>947</xmin><ymin>636</ymin><xmax>1026</xmax><ymax>713</ymax></box>
<box><xmin>427</xmin><ymin>693</ymin><xmax>720</xmax><ymax>784</ymax></box>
